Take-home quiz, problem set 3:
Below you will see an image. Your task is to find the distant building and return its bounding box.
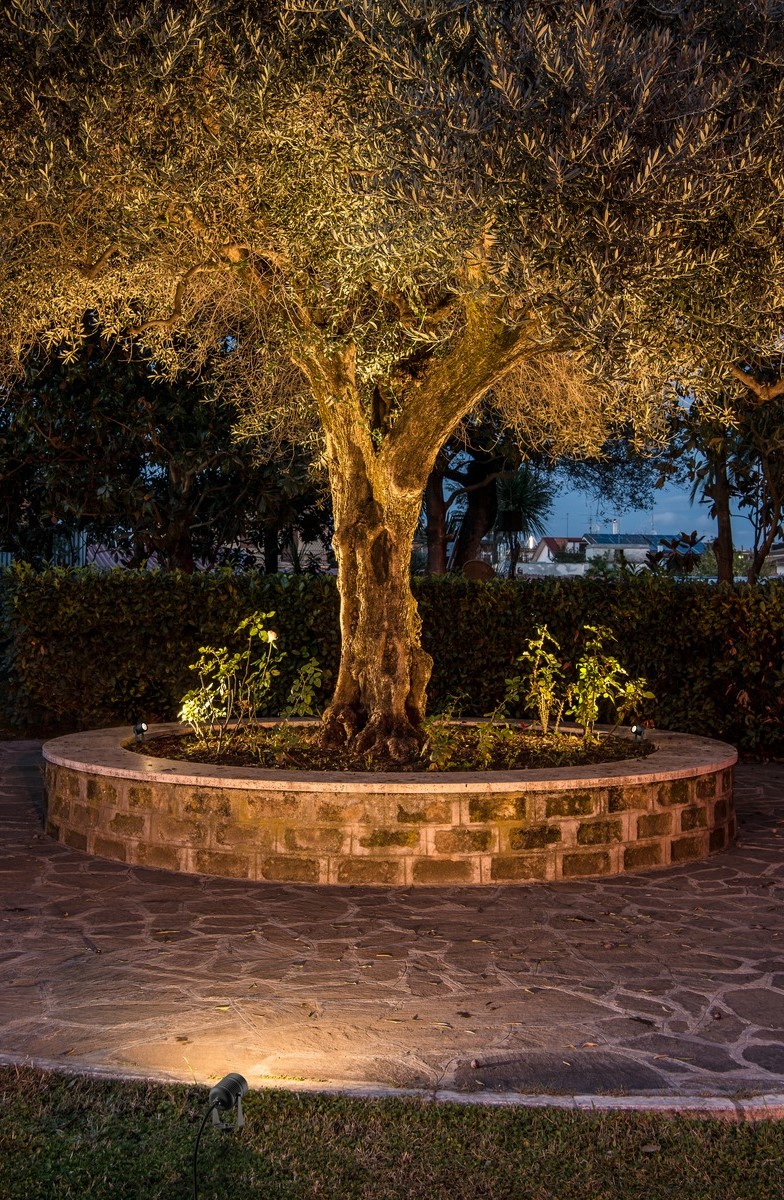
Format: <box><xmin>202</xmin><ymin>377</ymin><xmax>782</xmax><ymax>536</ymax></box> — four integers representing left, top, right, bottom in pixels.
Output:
<box><xmin>517</xmin><ymin>531</ymin><xmax>706</xmax><ymax>577</ymax></box>
<box><xmin>583</xmin><ymin>532</ymin><xmax>661</xmax><ymax>566</ymax></box>
<box><xmin>530</xmin><ymin>536</ymin><xmax>587</xmax><ymax>563</ymax></box>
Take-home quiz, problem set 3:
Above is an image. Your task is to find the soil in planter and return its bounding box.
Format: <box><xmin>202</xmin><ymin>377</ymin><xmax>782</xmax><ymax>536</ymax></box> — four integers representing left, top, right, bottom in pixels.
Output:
<box><xmin>131</xmin><ymin>725</ymin><xmax>656</xmax><ymax>773</ymax></box>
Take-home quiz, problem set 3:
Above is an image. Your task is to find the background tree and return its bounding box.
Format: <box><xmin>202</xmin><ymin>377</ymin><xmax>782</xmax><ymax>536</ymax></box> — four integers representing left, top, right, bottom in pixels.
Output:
<box><xmin>0</xmin><ymin>324</ymin><xmax>330</xmax><ymax>570</ymax></box>
<box><xmin>494</xmin><ymin>465</ymin><xmax>553</xmax><ymax>579</ymax></box>
<box><xmin>659</xmin><ymin>359</ymin><xmax>784</xmax><ymax>584</ymax></box>
<box><xmin>423</xmin><ymin>406</ymin><xmax>519</xmax><ymax>574</ymax></box>
<box><xmin>1</xmin><ymin>1</ymin><xmax>783</xmax><ymax>760</ymax></box>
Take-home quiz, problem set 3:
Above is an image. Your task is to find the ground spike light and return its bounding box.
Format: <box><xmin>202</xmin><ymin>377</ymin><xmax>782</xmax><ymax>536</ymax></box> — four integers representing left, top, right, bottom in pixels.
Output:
<box><xmin>193</xmin><ymin>1072</ymin><xmax>248</xmax><ymax>1200</ymax></box>
<box><xmin>133</xmin><ymin>721</ymin><xmax>147</xmax><ymax>744</ymax></box>
<box><xmin>631</xmin><ymin>724</ymin><xmax>645</xmax><ymax>742</ymax></box>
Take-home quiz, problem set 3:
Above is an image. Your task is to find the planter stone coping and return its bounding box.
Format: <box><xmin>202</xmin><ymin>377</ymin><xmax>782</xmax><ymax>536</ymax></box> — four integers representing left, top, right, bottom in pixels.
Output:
<box><xmin>42</xmin><ymin>723</ymin><xmax>737</xmax><ymax>793</ymax></box>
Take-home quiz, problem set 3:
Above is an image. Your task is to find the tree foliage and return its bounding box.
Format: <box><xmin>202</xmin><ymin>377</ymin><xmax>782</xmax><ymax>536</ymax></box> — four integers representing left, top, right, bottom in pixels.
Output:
<box><xmin>1</xmin><ymin>0</ymin><xmax>783</xmax><ymax>753</ymax></box>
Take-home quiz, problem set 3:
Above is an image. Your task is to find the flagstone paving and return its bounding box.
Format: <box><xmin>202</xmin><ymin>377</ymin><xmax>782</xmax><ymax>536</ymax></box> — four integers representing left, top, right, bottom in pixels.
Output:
<box><xmin>1</xmin><ymin>741</ymin><xmax>782</xmax><ymax>1102</ymax></box>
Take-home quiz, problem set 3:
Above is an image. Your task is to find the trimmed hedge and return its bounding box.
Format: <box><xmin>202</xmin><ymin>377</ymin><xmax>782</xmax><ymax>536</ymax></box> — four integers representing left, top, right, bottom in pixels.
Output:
<box><xmin>2</xmin><ymin>564</ymin><xmax>783</xmax><ymax>751</ymax></box>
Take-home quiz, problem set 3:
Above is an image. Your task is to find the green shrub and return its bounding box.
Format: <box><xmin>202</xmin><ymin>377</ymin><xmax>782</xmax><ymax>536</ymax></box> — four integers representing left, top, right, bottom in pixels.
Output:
<box><xmin>2</xmin><ymin>565</ymin><xmax>783</xmax><ymax>751</ymax></box>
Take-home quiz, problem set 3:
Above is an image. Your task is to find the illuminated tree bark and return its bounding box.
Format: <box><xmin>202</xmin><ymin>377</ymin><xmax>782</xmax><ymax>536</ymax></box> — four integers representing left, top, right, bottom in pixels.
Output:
<box><xmin>296</xmin><ymin>306</ymin><xmax>529</xmax><ymax>758</ymax></box>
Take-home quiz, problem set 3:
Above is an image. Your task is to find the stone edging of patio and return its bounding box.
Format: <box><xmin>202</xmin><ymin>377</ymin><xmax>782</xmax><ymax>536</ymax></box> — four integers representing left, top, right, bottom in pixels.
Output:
<box><xmin>2</xmin><ymin>1053</ymin><xmax>781</xmax><ymax>1120</ymax></box>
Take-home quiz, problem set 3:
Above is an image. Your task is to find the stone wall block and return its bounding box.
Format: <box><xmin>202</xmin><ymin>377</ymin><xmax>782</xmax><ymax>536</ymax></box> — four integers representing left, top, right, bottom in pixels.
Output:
<box><xmin>259</xmin><ymin>855</ymin><xmax>321</xmax><ymax>883</ymax></box>
<box><xmin>465</xmin><ymin>793</ymin><xmax>530</xmax><ymax>823</ymax></box>
<box><xmin>680</xmin><ymin>805</ymin><xmax>708</xmax><ymax>832</ymax></box>
<box><xmin>709</xmin><ymin>825</ymin><xmax>729</xmax><ymax>853</ymax></box>
<box><xmin>356</xmin><ymin>828</ymin><xmax>420</xmax><ymax>852</ymax></box>
<box><xmin>92</xmin><ymin>834</ymin><xmax>128</xmax><ymax>862</ymax></box>
<box><xmin>128</xmin><ymin>784</ymin><xmax>154</xmax><ymax>811</ymax></box>
<box><xmin>576</xmin><ymin>818</ymin><xmax>623</xmax><ymax>846</ymax></box>
<box><xmin>434</xmin><ymin>827</ymin><xmax>493</xmax><ymax>854</ymax></box>
<box><xmin>245</xmin><ymin>792</ymin><xmax>305</xmax><ymax>822</ymax></box>
<box><xmin>637</xmin><ymin>811</ymin><xmax>672</xmax><ymax>838</ymax></box>
<box><xmin>490</xmin><ymin>854</ymin><xmax>551</xmax><ymax>882</ymax></box>
<box><xmin>46</xmin><ymin>791</ymin><xmax>71</xmax><ymax>821</ymax></box>
<box><xmin>314</xmin><ymin>797</ymin><xmax>386</xmax><ymax>825</ymax></box>
<box><xmin>695</xmin><ymin>773</ymin><xmax>718</xmax><ymax>801</ymax></box>
<box><xmin>561</xmin><ymin>850</ymin><xmax>612</xmax><ymax>877</ymax></box>
<box><xmin>397</xmin><ymin>797</ymin><xmax>454</xmax><ymax>824</ymax></box>
<box><xmin>56</xmin><ymin>768</ymin><xmax>82</xmax><ymax>801</ymax></box>
<box><xmin>624</xmin><ymin>841</ymin><xmax>664</xmax><ymax>871</ymax></box>
<box><xmin>214</xmin><ymin>823</ymin><xmax>275</xmax><ymax>853</ymax></box>
<box><xmin>412</xmin><ymin>857</ymin><xmax>478</xmax><ymax>885</ymax></box>
<box><xmin>62</xmin><ymin>828</ymin><xmax>88</xmax><ymax>852</ymax></box>
<box><xmin>545</xmin><ymin>791</ymin><xmax>597</xmax><ymax>818</ymax></box>
<box><xmin>607</xmin><ymin>785</ymin><xmax>652</xmax><ymax>813</ymax></box>
<box><xmin>336</xmin><ymin>858</ymin><xmax>404</xmax><ymax>886</ymax></box>
<box><xmin>670</xmin><ymin>833</ymin><xmax>709</xmax><ymax>862</ymax></box>
<box><xmin>657</xmin><ymin>778</ymin><xmax>691</xmax><ymax>806</ymax></box>
<box><xmin>179</xmin><ymin>787</ymin><xmax>233</xmax><ymax>818</ymax></box>
<box><xmin>194</xmin><ymin>849</ymin><xmax>252</xmax><ymax>879</ymax></box>
<box><xmin>150</xmin><ymin>813</ymin><xmax>207</xmax><ymax>847</ymax></box>
<box><xmin>712</xmin><ymin>797</ymin><xmax>729</xmax><ymax>824</ymax></box>
<box><xmin>86</xmin><ymin>777</ymin><xmax>118</xmax><ymax>807</ymax></box>
<box><xmin>108</xmin><ymin>811</ymin><xmax>147</xmax><ymax>838</ymax></box>
<box><xmin>135</xmin><ymin>842</ymin><xmax>182</xmax><ymax>871</ymax></box>
<box><xmin>508</xmin><ymin>824</ymin><xmax>562</xmax><ymax>851</ymax></box>
<box><xmin>283</xmin><ymin>827</ymin><xmax>346</xmax><ymax>854</ymax></box>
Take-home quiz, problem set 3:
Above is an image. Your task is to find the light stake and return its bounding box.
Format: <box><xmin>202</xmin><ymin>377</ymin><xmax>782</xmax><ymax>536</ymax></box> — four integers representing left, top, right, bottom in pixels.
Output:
<box><xmin>192</xmin><ymin>1072</ymin><xmax>248</xmax><ymax>1200</ymax></box>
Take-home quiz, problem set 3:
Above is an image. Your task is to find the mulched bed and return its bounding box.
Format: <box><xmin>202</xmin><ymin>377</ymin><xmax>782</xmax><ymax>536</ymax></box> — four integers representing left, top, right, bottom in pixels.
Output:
<box><xmin>132</xmin><ymin>724</ymin><xmax>656</xmax><ymax>773</ymax></box>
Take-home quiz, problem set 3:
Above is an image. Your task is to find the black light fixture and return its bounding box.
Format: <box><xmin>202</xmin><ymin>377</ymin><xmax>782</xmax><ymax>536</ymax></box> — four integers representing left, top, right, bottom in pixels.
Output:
<box><xmin>133</xmin><ymin>721</ymin><xmax>148</xmax><ymax>744</ymax></box>
<box><xmin>192</xmin><ymin>1072</ymin><xmax>248</xmax><ymax>1200</ymax></box>
<box><xmin>631</xmin><ymin>724</ymin><xmax>645</xmax><ymax>742</ymax></box>
<box><xmin>209</xmin><ymin>1073</ymin><xmax>248</xmax><ymax>1130</ymax></box>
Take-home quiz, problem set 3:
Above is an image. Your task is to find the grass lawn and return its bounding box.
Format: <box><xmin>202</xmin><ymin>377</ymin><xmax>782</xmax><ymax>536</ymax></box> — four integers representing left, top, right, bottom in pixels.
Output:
<box><xmin>0</xmin><ymin>1067</ymin><xmax>781</xmax><ymax>1199</ymax></box>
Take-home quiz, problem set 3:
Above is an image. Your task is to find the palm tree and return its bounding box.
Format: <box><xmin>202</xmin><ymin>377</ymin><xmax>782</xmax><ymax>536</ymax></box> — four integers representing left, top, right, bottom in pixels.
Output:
<box><xmin>494</xmin><ymin>467</ymin><xmax>553</xmax><ymax>579</ymax></box>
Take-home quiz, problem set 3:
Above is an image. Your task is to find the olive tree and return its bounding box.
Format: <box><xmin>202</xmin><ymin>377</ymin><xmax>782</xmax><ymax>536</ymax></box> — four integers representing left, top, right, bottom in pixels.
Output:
<box><xmin>1</xmin><ymin>0</ymin><xmax>783</xmax><ymax>759</ymax></box>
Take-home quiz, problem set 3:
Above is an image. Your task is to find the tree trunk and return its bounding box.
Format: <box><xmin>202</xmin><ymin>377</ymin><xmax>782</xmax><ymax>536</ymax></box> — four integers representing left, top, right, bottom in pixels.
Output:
<box><xmin>708</xmin><ymin>442</ymin><xmax>734</xmax><ymax>584</ymax></box>
<box><xmin>164</xmin><ymin>463</ymin><xmax>195</xmax><ymax>572</ymax></box>
<box><xmin>424</xmin><ymin>467</ymin><xmax>447</xmax><ymax>574</ymax></box>
<box><xmin>748</xmin><ymin>483</ymin><xmax>780</xmax><ymax>583</ymax></box>
<box><xmin>506</xmin><ymin>534</ymin><xmax>521</xmax><ymax>579</ymax></box>
<box><xmin>448</xmin><ymin>453</ymin><xmax>502</xmax><ymax>571</ymax></box>
<box><xmin>295</xmin><ymin>299</ymin><xmax>534</xmax><ymax>759</ymax></box>
<box><xmin>263</xmin><ymin>525</ymin><xmax>279</xmax><ymax>574</ymax></box>
<box><xmin>300</xmin><ymin>344</ymin><xmax>433</xmax><ymax>762</ymax></box>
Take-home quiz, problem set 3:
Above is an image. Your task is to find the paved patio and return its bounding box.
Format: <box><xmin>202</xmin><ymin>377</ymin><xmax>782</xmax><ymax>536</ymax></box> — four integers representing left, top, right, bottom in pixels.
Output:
<box><xmin>1</xmin><ymin>740</ymin><xmax>782</xmax><ymax>1110</ymax></box>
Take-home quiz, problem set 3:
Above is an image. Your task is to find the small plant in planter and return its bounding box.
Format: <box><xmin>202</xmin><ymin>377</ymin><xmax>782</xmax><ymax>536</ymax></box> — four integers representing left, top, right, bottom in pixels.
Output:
<box><xmin>153</xmin><ymin>613</ymin><xmax>655</xmax><ymax>773</ymax></box>
<box><xmin>178</xmin><ymin>612</ymin><xmax>324</xmax><ymax>759</ymax></box>
<box><xmin>565</xmin><ymin>624</ymin><xmax>656</xmax><ymax>740</ymax></box>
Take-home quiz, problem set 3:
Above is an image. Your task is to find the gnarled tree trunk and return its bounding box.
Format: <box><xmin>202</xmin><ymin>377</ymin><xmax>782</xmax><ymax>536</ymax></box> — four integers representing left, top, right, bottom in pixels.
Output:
<box><xmin>299</xmin><ymin>343</ymin><xmax>432</xmax><ymax>762</ymax></box>
<box><xmin>295</xmin><ymin>300</ymin><xmax>534</xmax><ymax>760</ymax></box>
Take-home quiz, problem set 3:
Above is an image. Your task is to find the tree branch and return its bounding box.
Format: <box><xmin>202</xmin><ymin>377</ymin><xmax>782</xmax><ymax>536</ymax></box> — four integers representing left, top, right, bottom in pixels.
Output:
<box><xmin>383</xmin><ymin>301</ymin><xmax>539</xmax><ymax>492</ymax></box>
<box><xmin>728</xmin><ymin>363</ymin><xmax>784</xmax><ymax>404</ymax></box>
<box><xmin>76</xmin><ymin>244</ymin><xmax>121</xmax><ymax>280</ymax></box>
<box><xmin>128</xmin><ymin>265</ymin><xmax>211</xmax><ymax>336</ymax></box>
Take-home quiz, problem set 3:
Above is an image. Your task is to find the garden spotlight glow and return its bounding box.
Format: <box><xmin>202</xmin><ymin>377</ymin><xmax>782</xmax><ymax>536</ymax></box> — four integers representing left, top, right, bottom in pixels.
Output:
<box><xmin>631</xmin><ymin>724</ymin><xmax>645</xmax><ymax>742</ymax></box>
<box><xmin>132</xmin><ymin>722</ymin><xmax>147</xmax><ymax>743</ymax></box>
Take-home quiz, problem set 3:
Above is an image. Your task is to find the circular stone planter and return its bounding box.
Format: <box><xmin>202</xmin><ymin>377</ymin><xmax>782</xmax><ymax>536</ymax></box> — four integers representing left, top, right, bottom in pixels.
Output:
<box><xmin>42</xmin><ymin>724</ymin><xmax>737</xmax><ymax>886</ymax></box>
